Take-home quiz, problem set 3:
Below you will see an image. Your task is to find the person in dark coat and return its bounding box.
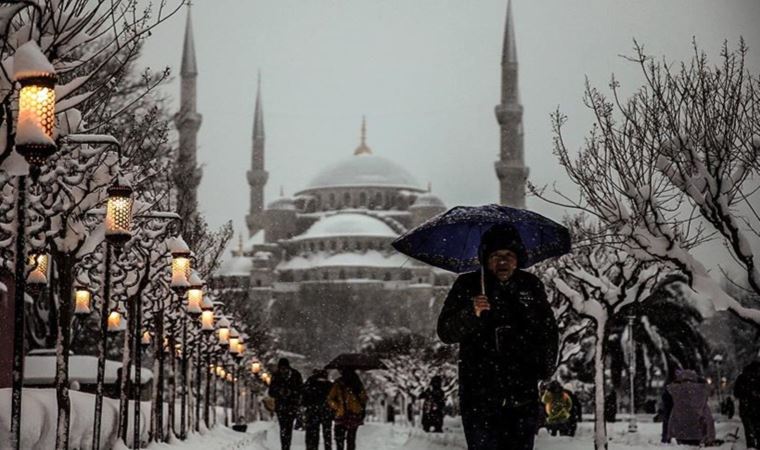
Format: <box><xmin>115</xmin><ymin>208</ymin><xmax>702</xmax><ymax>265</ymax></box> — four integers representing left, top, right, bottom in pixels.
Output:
<box><xmin>269</xmin><ymin>358</ymin><xmax>304</xmax><ymax>450</ymax></box>
<box><xmin>666</xmin><ymin>369</ymin><xmax>715</xmax><ymax>446</ymax></box>
<box><xmin>734</xmin><ymin>361</ymin><xmax>760</xmax><ymax>450</ymax></box>
<box><xmin>437</xmin><ymin>225</ymin><xmax>559</xmax><ymax>450</ymax></box>
<box><xmin>302</xmin><ymin>369</ymin><xmax>333</xmax><ymax>450</ymax></box>
<box><xmin>604</xmin><ymin>390</ymin><xmax>617</xmax><ymax>423</ymax></box>
<box><xmin>421</xmin><ymin>376</ymin><xmax>446</xmax><ymax>432</ymax></box>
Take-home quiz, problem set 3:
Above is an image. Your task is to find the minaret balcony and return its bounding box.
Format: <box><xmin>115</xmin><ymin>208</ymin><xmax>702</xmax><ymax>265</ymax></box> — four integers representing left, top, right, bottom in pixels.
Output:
<box><xmin>494</xmin><ymin>103</ymin><xmax>523</xmax><ymax>124</ymax></box>
<box><xmin>247</xmin><ymin>169</ymin><xmax>269</xmax><ymax>185</ymax></box>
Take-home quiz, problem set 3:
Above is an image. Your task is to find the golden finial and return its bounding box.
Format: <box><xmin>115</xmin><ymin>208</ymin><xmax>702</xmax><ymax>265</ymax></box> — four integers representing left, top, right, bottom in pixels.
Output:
<box><xmin>279</xmin><ymin>185</ymin><xmax>284</xmax><ymax>197</ymax></box>
<box><xmin>427</xmin><ymin>181</ymin><xmax>432</xmax><ymax>192</ymax></box>
<box><xmin>354</xmin><ymin>116</ymin><xmax>372</xmax><ymax>155</ymax></box>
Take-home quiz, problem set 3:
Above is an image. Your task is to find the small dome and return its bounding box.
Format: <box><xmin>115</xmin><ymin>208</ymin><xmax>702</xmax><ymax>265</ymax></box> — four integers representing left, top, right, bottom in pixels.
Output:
<box><xmin>293</xmin><ymin>213</ymin><xmax>398</xmax><ymax>240</ymax></box>
<box><xmin>411</xmin><ymin>192</ymin><xmax>445</xmax><ymax>209</ymax></box>
<box><xmin>267</xmin><ymin>196</ymin><xmax>296</xmax><ymax>210</ymax></box>
<box><xmin>217</xmin><ymin>255</ymin><xmax>252</xmax><ymax>277</ymax></box>
<box><xmin>301</xmin><ymin>153</ymin><xmax>422</xmax><ymax>191</ymax></box>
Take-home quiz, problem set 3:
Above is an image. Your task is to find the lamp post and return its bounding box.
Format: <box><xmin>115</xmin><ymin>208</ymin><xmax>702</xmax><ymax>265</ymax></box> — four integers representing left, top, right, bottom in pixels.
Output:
<box><xmin>201</xmin><ymin>304</ymin><xmax>214</xmax><ymax>428</ymax></box>
<box><xmin>627</xmin><ymin>315</ymin><xmax>637</xmax><ymax>433</ymax></box>
<box><xmin>94</xmin><ymin>177</ymin><xmax>134</xmax><ymax>450</ymax></box>
<box><xmin>9</xmin><ymin>39</ymin><xmax>57</xmax><ymax>450</ymax></box>
<box><xmin>169</xmin><ymin>237</ymin><xmax>191</xmax><ymax>439</ymax></box>
<box><xmin>186</xmin><ymin>270</ymin><xmax>204</xmax><ymax>434</ymax></box>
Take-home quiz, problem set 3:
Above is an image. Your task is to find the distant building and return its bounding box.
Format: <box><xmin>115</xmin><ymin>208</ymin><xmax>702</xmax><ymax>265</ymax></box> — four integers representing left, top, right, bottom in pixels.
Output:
<box><xmin>175</xmin><ymin>2</ymin><xmax>529</xmax><ymax>362</ymax></box>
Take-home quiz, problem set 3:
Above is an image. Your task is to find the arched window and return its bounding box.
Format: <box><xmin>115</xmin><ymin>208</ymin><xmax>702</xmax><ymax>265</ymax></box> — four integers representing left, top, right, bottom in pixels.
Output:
<box><xmin>339</xmin><ymin>270</ymin><xmax>346</xmax><ymax>279</ymax></box>
<box><xmin>303</xmin><ymin>271</ymin><xmax>310</xmax><ymax>281</ymax></box>
<box><xmin>319</xmin><ymin>241</ymin><xmax>325</xmax><ymax>251</ymax></box>
<box><xmin>329</xmin><ymin>193</ymin><xmax>336</xmax><ymax>207</ymax></box>
<box><xmin>323</xmin><ymin>271</ymin><xmax>329</xmax><ymax>280</ymax></box>
<box><xmin>359</xmin><ymin>192</ymin><xmax>367</xmax><ymax>207</ymax></box>
<box><xmin>309</xmin><ymin>242</ymin><xmax>315</xmax><ymax>252</ymax></box>
<box><xmin>375</xmin><ymin>192</ymin><xmax>383</xmax><ymax>210</ymax></box>
<box><xmin>344</xmin><ymin>192</ymin><xmax>351</xmax><ymax>208</ymax></box>
<box><xmin>330</xmin><ymin>240</ymin><xmax>336</xmax><ymax>251</ymax></box>
<box><xmin>255</xmin><ymin>279</ymin><xmax>262</xmax><ymax>287</ymax></box>
<box><xmin>384</xmin><ymin>272</ymin><xmax>392</xmax><ymax>281</ymax></box>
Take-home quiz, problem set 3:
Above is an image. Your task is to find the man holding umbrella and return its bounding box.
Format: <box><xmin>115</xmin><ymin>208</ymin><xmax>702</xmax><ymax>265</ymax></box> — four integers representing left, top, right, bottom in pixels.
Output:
<box><xmin>437</xmin><ymin>224</ymin><xmax>559</xmax><ymax>449</ymax></box>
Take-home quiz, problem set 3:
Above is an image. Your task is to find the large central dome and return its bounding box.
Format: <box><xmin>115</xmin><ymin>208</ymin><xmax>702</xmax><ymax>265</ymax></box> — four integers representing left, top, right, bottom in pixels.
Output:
<box><xmin>303</xmin><ymin>153</ymin><xmax>422</xmax><ymax>191</ymax></box>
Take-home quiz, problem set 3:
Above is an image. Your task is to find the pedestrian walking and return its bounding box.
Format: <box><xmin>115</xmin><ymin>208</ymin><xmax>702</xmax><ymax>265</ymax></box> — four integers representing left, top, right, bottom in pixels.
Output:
<box><xmin>735</xmin><ymin>361</ymin><xmax>760</xmax><ymax>450</ymax></box>
<box><xmin>665</xmin><ymin>369</ymin><xmax>716</xmax><ymax>446</ymax></box>
<box><xmin>541</xmin><ymin>381</ymin><xmax>574</xmax><ymax>437</ymax></box>
<box><xmin>303</xmin><ymin>368</ymin><xmax>334</xmax><ymax>450</ymax></box>
<box><xmin>327</xmin><ymin>368</ymin><xmax>367</xmax><ymax>450</ymax></box>
<box><xmin>437</xmin><ymin>225</ymin><xmax>559</xmax><ymax>449</ymax></box>
<box><xmin>420</xmin><ymin>376</ymin><xmax>446</xmax><ymax>433</ymax></box>
<box><xmin>269</xmin><ymin>358</ymin><xmax>304</xmax><ymax>450</ymax></box>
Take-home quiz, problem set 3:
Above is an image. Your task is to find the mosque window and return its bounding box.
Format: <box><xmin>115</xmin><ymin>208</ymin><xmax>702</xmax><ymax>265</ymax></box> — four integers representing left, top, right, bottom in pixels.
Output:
<box><xmin>344</xmin><ymin>192</ymin><xmax>351</xmax><ymax>207</ymax></box>
<box><xmin>309</xmin><ymin>242</ymin><xmax>315</xmax><ymax>252</ymax></box>
<box><xmin>330</xmin><ymin>240</ymin><xmax>336</xmax><ymax>251</ymax></box>
<box><xmin>256</xmin><ymin>279</ymin><xmax>262</xmax><ymax>287</ymax></box>
<box><xmin>359</xmin><ymin>192</ymin><xmax>367</xmax><ymax>207</ymax></box>
<box><xmin>319</xmin><ymin>241</ymin><xmax>325</xmax><ymax>251</ymax></box>
<box><xmin>375</xmin><ymin>192</ymin><xmax>383</xmax><ymax>209</ymax></box>
<box><xmin>339</xmin><ymin>270</ymin><xmax>346</xmax><ymax>279</ymax></box>
<box><xmin>323</xmin><ymin>271</ymin><xmax>329</xmax><ymax>280</ymax></box>
<box><xmin>302</xmin><ymin>271</ymin><xmax>310</xmax><ymax>281</ymax></box>
<box><xmin>329</xmin><ymin>193</ymin><xmax>335</xmax><ymax>208</ymax></box>
<box><xmin>357</xmin><ymin>269</ymin><xmax>364</xmax><ymax>278</ymax></box>
<box><xmin>384</xmin><ymin>272</ymin><xmax>392</xmax><ymax>281</ymax></box>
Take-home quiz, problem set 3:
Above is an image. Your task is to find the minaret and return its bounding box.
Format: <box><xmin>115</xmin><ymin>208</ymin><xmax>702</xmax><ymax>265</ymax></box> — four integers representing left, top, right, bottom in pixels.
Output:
<box><xmin>174</xmin><ymin>5</ymin><xmax>203</xmax><ymax>235</ymax></box>
<box><xmin>494</xmin><ymin>0</ymin><xmax>528</xmax><ymax>208</ymax></box>
<box><xmin>246</xmin><ymin>73</ymin><xmax>268</xmax><ymax>237</ymax></box>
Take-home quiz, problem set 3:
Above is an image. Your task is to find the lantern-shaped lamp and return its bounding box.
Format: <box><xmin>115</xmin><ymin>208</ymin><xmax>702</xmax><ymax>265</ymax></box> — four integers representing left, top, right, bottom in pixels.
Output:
<box><xmin>217</xmin><ymin>315</ymin><xmax>231</xmax><ymax>346</ymax></box>
<box><xmin>13</xmin><ymin>41</ymin><xmax>58</xmax><ymax>168</ymax></box>
<box><xmin>251</xmin><ymin>361</ymin><xmax>262</xmax><ymax>375</ymax></box>
<box><xmin>73</xmin><ymin>286</ymin><xmax>92</xmax><ymax>315</ymax></box>
<box><xmin>104</xmin><ymin>179</ymin><xmax>134</xmax><ymax>247</ymax></box>
<box><xmin>107</xmin><ymin>308</ymin><xmax>124</xmax><ymax>333</ymax></box>
<box><xmin>201</xmin><ymin>309</ymin><xmax>215</xmax><ymax>332</ymax></box>
<box><xmin>186</xmin><ymin>270</ymin><xmax>203</xmax><ymax>317</ymax></box>
<box><xmin>226</xmin><ymin>373</ymin><xmax>233</xmax><ymax>382</ymax></box>
<box><xmin>141</xmin><ymin>330</ymin><xmax>152</xmax><ymax>347</ymax></box>
<box><xmin>168</xmin><ymin>236</ymin><xmax>191</xmax><ymax>293</ymax></box>
<box><xmin>229</xmin><ymin>337</ymin><xmax>240</xmax><ymax>355</ymax></box>
<box><xmin>26</xmin><ymin>253</ymin><xmax>49</xmax><ymax>288</ymax></box>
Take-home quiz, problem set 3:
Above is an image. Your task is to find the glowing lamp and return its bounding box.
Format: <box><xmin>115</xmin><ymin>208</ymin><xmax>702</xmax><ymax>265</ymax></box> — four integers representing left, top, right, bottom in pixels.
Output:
<box><xmin>141</xmin><ymin>331</ymin><xmax>152</xmax><ymax>347</ymax></box>
<box><xmin>217</xmin><ymin>315</ymin><xmax>231</xmax><ymax>346</ymax></box>
<box><xmin>169</xmin><ymin>236</ymin><xmax>191</xmax><ymax>293</ymax></box>
<box><xmin>14</xmin><ymin>44</ymin><xmax>58</xmax><ymax>168</ymax></box>
<box><xmin>251</xmin><ymin>361</ymin><xmax>261</xmax><ymax>374</ymax></box>
<box><xmin>26</xmin><ymin>253</ymin><xmax>49</xmax><ymax>287</ymax></box>
<box><xmin>104</xmin><ymin>180</ymin><xmax>134</xmax><ymax>246</ymax></box>
<box><xmin>226</xmin><ymin>373</ymin><xmax>233</xmax><ymax>382</ymax></box>
<box><xmin>186</xmin><ymin>288</ymin><xmax>203</xmax><ymax>316</ymax></box>
<box><xmin>201</xmin><ymin>310</ymin><xmax>214</xmax><ymax>332</ymax></box>
<box><xmin>261</xmin><ymin>373</ymin><xmax>271</xmax><ymax>385</ymax></box>
<box><xmin>107</xmin><ymin>309</ymin><xmax>123</xmax><ymax>333</ymax></box>
<box><xmin>73</xmin><ymin>286</ymin><xmax>92</xmax><ymax>315</ymax></box>
<box><xmin>229</xmin><ymin>337</ymin><xmax>240</xmax><ymax>355</ymax></box>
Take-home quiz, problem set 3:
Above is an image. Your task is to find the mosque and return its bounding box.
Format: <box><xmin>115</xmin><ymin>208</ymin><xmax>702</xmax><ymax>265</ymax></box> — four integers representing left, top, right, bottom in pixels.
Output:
<box><xmin>175</xmin><ymin>2</ymin><xmax>529</xmax><ymax>363</ymax></box>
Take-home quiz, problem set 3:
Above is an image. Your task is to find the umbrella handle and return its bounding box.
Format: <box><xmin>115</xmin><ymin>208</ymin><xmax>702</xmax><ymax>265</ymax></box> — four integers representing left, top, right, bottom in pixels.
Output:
<box><xmin>480</xmin><ymin>266</ymin><xmax>485</xmax><ymax>296</ymax></box>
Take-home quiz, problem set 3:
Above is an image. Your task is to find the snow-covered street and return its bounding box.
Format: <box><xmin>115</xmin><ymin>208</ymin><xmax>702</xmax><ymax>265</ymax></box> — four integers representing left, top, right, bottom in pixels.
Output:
<box><xmin>156</xmin><ymin>416</ymin><xmax>751</xmax><ymax>450</ymax></box>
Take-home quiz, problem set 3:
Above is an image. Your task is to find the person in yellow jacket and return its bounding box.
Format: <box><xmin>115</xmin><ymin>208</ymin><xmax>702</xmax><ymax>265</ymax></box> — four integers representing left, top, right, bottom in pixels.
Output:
<box><xmin>541</xmin><ymin>381</ymin><xmax>574</xmax><ymax>436</ymax></box>
<box><xmin>327</xmin><ymin>369</ymin><xmax>368</xmax><ymax>450</ymax></box>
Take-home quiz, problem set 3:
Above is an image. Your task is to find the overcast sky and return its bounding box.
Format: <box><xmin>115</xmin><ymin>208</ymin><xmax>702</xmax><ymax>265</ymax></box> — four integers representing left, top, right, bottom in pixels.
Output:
<box><xmin>139</xmin><ymin>0</ymin><xmax>760</xmax><ymax>253</ymax></box>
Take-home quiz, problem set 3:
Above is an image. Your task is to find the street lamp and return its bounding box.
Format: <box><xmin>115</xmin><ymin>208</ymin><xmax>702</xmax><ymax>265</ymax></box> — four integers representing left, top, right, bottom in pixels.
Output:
<box><xmin>107</xmin><ymin>307</ymin><xmax>125</xmax><ymax>333</ymax></box>
<box><xmin>73</xmin><ymin>286</ymin><xmax>92</xmax><ymax>315</ymax></box>
<box><xmin>141</xmin><ymin>330</ymin><xmax>152</xmax><ymax>347</ymax></box>
<box><xmin>104</xmin><ymin>179</ymin><xmax>134</xmax><ymax>249</ymax></box>
<box><xmin>14</xmin><ymin>41</ymin><xmax>58</xmax><ymax>170</ymax></box>
<box><xmin>217</xmin><ymin>315</ymin><xmax>230</xmax><ymax>347</ymax></box>
<box><xmin>26</xmin><ymin>253</ymin><xmax>49</xmax><ymax>290</ymax></box>
<box><xmin>169</xmin><ymin>236</ymin><xmax>191</xmax><ymax>293</ymax></box>
<box><xmin>186</xmin><ymin>270</ymin><xmax>203</xmax><ymax>317</ymax></box>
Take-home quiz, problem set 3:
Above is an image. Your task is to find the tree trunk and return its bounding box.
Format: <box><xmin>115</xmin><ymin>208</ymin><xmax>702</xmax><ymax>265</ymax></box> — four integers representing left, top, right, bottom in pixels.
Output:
<box><xmin>154</xmin><ymin>301</ymin><xmax>164</xmax><ymax>442</ymax></box>
<box><xmin>593</xmin><ymin>315</ymin><xmax>608</xmax><ymax>450</ymax></box>
<box><xmin>54</xmin><ymin>253</ymin><xmax>73</xmax><ymax>450</ymax></box>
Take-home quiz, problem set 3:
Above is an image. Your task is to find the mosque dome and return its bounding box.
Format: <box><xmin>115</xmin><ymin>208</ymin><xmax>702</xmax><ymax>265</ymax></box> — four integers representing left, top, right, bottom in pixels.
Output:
<box><xmin>298</xmin><ymin>118</ymin><xmax>422</xmax><ymax>192</ymax></box>
<box><xmin>293</xmin><ymin>212</ymin><xmax>398</xmax><ymax>240</ymax></box>
<box><xmin>267</xmin><ymin>196</ymin><xmax>296</xmax><ymax>210</ymax></box>
<box><xmin>217</xmin><ymin>255</ymin><xmax>252</xmax><ymax>277</ymax></box>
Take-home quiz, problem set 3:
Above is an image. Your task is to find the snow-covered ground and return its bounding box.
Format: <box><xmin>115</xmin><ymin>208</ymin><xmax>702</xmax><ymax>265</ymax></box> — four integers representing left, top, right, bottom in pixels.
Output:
<box><xmin>1</xmin><ymin>388</ymin><xmax>751</xmax><ymax>449</ymax></box>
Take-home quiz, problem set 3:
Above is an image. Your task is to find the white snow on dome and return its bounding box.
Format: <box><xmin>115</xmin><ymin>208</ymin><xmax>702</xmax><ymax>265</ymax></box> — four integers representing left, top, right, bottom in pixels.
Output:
<box><xmin>278</xmin><ymin>250</ymin><xmax>409</xmax><ymax>270</ymax></box>
<box><xmin>217</xmin><ymin>255</ymin><xmax>253</xmax><ymax>277</ymax></box>
<box><xmin>411</xmin><ymin>192</ymin><xmax>445</xmax><ymax>208</ymax></box>
<box><xmin>294</xmin><ymin>213</ymin><xmax>398</xmax><ymax>240</ymax></box>
<box><xmin>301</xmin><ymin>153</ymin><xmax>422</xmax><ymax>191</ymax></box>
<box><xmin>267</xmin><ymin>196</ymin><xmax>296</xmax><ymax>210</ymax></box>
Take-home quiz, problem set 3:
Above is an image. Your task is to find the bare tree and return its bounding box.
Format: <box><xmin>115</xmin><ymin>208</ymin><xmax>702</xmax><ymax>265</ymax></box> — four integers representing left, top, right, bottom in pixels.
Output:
<box><xmin>536</xmin><ymin>40</ymin><xmax>760</xmax><ymax>326</ymax></box>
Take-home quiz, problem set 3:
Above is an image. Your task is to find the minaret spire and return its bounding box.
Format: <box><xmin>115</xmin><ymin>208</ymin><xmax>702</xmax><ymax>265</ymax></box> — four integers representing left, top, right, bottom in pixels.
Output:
<box><xmin>354</xmin><ymin>116</ymin><xmax>372</xmax><ymax>155</ymax></box>
<box><xmin>494</xmin><ymin>0</ymin><xmax>528</xmax><ymax>208</ymax></box>
<box><xmin>174</xmin><ymin>4</ymin><xmax>203</xmax><ymax>242</ymax></box>
<box><xmin>246</xmin><ymin>71</ymin><xmax>269</xmax><ymax>237</ymax></box>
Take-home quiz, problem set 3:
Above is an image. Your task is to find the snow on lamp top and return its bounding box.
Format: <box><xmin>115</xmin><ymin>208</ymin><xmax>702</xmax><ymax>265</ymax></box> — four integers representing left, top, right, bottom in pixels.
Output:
<box><xmin>169</xmin><ymin>236</ymin><xmax>192</xmax><ymax>291</ymax></box>
<box><xmin>186</xmin><ymin>269</ymin><xmax>204</xmax><ymax>316</ymax></box>
<box><xmin>13</xmin><ymin>41</ymin><xmax>57</xmax><ymax>167</ymax></box>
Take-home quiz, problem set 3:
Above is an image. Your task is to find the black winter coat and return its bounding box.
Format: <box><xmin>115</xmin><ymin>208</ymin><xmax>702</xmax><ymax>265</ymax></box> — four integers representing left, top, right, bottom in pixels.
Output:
<box><xmin>437</xmin><ymin>269</ymin><xmax>558</xmax><ymax>409</ymax></box>
<box><xmin>269</xmin><ymin>369</ymin><xmax>304</xmax><ymax>414</ymax></box>
<box><xmin>302</xmin><ymin>374</ymin><xmax>333</xmax><ymax>419</ymax></box>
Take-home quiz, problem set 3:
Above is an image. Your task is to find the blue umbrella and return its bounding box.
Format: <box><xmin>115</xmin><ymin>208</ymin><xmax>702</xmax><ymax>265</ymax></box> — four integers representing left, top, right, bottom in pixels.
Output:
<box><xmin>392</xmin><ymin>204</ymin><xmax>570</xmax><ymax>276</ymax></box>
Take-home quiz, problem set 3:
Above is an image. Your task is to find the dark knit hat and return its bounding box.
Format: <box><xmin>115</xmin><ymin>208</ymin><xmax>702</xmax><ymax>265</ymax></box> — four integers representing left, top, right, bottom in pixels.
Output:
<box><xmin>277</xmin><ymin>357</ymin><xmax>290</xmax><ymax>368</ymax></box>
<box><xmin>478</xmin><ymin>224</ymin><xmax>526</xmax><ymax>265</ymax></box>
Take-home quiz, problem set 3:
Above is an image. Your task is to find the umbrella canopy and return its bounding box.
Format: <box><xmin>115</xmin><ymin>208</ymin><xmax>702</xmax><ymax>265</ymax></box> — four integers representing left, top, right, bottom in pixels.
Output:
<box><xmin>325</xmin><ymin>353</ymin><xmax>387</xmax><ymax>371</ymax></box>
<box><xmin>392</xmin><ymin>204</ymin><xmax>571</xmax><ymax>273</ymax></box>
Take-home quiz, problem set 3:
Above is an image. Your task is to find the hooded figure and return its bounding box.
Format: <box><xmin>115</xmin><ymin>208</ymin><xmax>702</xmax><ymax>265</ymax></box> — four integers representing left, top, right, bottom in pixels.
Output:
<box><xmin>735</xmin><ymin>361</ymin><xmax>760</xmax><ymax>449</ymax></box>
<box><xmin>421</xmin><ymin>375</ymin><xmax>446</xmax><ymax>432</ymax></box>
<box><xmin>269</xmin><ymin>358</ymin><xmax>304</xmax><ymax>450</ymax></box>
<box><xmin>666</xmin><ymin>369</ymin><xmax>715</xmax><ymax>445</ymax></box>
<box><xmin>437</xmin><ymin>224</ymin><xmax>559</xmax><ymax>450</ymax></box>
